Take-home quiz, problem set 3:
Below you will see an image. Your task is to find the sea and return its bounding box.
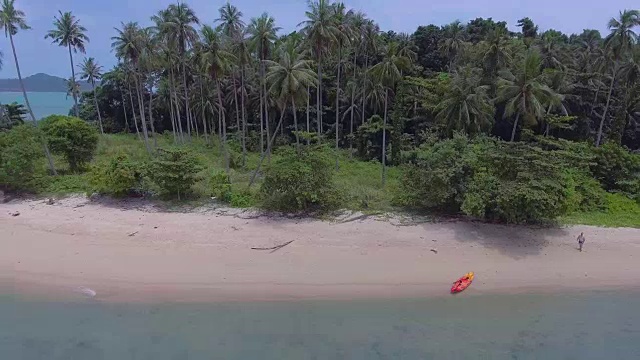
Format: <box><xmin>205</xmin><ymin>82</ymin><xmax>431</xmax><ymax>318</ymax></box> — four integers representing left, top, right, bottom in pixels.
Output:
<box><xmin>1</xmin><ymin>290</ymin><xmax>639</xmax><ymax>359</ymax></box>
<box><xmin>0</xmin><ymin>92</ymin><xmax>73</xmax><ymax>120</ymax></box>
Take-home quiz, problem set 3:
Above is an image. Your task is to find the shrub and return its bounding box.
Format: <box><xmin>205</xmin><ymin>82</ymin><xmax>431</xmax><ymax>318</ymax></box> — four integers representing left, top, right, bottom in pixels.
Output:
<box><xmin>89</xmin><ymin>152</ymin><xmax>144</xmax><ymax>196</ymax></box>
<box><xmin>0</xmin><ymin>124</ymin><xmax>44</xmax><ymax>190</ymax></box>
<box><xmin>210</xmin><ymin>170</ymin><xmax>232</xmax><ymax>201</ymax></box>
<box><xmin>260</xmin><ymin>146</ymin><xmax>339</xmax><ymax>212</ymax></box>
<box><xmin>41</xmin><ymin>115</ymin><xmax>98</xmax><ymax>172</ymax></box>
<box><xmin>147</xmin><ymin>147</ymin><xmax>202</xmax><ymax>199</ymax></box>
<box><xmin>591</xmin><ymin>142</ymin><xmax>640</xmax><ymax>192</ymax></box>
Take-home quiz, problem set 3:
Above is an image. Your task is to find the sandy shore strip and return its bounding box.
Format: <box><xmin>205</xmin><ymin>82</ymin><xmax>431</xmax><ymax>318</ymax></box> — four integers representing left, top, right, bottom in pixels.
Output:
<box><xmin>2</xmin><ymin>196</ymin><xmax>640</xmax><ymax>302</ymax></box>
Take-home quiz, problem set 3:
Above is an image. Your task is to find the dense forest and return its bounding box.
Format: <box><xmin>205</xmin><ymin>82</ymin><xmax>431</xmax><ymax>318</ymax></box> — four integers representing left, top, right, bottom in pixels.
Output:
<box><xmin>1</xmin><ymin>0</ymin><xmax>640</xmax><ymax>225</ymax></box>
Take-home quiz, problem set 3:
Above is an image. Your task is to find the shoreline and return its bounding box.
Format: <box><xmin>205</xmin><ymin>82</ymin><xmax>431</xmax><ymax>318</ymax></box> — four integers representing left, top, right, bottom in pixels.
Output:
<box><xmin>2</xmin><ymin>196</ymin><xmax>640</xmax><ymax>303</ymax></box>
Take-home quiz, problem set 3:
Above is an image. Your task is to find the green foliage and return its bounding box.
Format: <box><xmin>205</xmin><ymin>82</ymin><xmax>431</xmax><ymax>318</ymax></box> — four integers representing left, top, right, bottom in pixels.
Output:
<box><xmin>0</xmin><ymin>102</ymin><xmax>27</xmax><ymax>130</ymax></box>
<box><xmin>147</xmin><ymin>147</ymin><xmax>203</xmax><ymax>199</ymax></box>
<box><xmin>41</xmin><ymin>174</ymin><xmax>90</xmax><ymax>194</ymax></box>
<box><xmin>563</xmin><ymin>193</ymin><xmax>640</xmax><ymax>228</ymax></box>
<box><xmin>0</xmin><ymin>124</ymin><xmax>43</xmax><ymax>190</ymax></box>
<box><xmin>89</xmin><ymin>151</ymin><xmax>144</xmax><ymax>196</ymax></box>
<box><xmin>210</xmin><ymin>170</ymin><xmax>232</xmax><ymax>201</ymax></box>
<box><xmin>591</xmin><ymin>142</ymin><xmax>640</xmax><ymax>194</ymax></box>
<box><xmin>261</xmin><ymin>146</ymin><xmax>339</xmax><ymax>212</ymax></box>
<box><xmin>40</xmin><ymin>115</ymin><xmax>98</xmax><ymax>172</ymax></box>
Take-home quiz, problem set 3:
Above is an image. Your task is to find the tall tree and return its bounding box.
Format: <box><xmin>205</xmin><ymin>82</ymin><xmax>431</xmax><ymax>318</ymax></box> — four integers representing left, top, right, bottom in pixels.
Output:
<box><xmin>45</xmin><ymin>11</ymin><xmax>88</xmax><ymax>118</ymax></box>
<box><xmin>300</xmin><ymin>0</ymin><xmax>338</xmax><ymax>136</ymax></box>
<box><xmin>0</xmin><ymin>0</ymin><xmax>56</xmax><ymax>174</ymax></box>
<box><xmin>371</xmin><ymin>41</ymin><xmax>411</xmax><ymax>185</ymax></box>
<box><xmin>79</xmin><ymin>57</ymin><xmax>104</xmax><ymax>134</ymax></box>
<box><xmin>332</xmin><ymin>2</ymin><xmax>352</xmax><ymax>169</ymax></box>
<box><xmin>440</xmin><ymin>21</ymin><xmax>465</xmax><ymax>71</ymax></box>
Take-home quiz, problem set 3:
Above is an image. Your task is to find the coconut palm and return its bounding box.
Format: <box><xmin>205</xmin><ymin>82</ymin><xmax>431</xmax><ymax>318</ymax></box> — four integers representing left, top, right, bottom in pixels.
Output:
<box><xmin>371</xmin><ymin>41</ymin><xmax>411</xmax><ymax>185</ymax></box>
<box><xmin>596</xmin><ymin>10</ymin><xmax>640</xmax><ymax>146</ymax></box>
<box><xmin>436</xmin><ymin>66</ymin><xmax>494</xmax><ymax>135</ymax></box>
<box><xmin>248</xmin><ymin>13</ymin><xmax>279</xmax><ymax>154</ymax></box>
<box><xmin>249</xmin><ymin>40</ymin><xmax>316</xmax><ymax>187</ymax></box>
<box><xmin>45</xmin><ymin>11</ymin><xmax>88</xmax><ymax>118</ymax></box>
<box><xmin>440</xmin><ymin>21</ymin><xmax>466</xmax><ymax>71</ymax></box>
<box><xmin>300</xmin><ymin>0</ymin><xmax>339</xmax><ymax>136</ymax></box>
<box><xmin>497</xmin><ymin>49</ymin><xmax>557</xmax><ymax>141</ymax></box>
<box><xmin>112</xmin><ymin>21</ymin><xmax>151</xmax><ymax>153</ymax></box>
<box><xmin>79</xmin><ymin>57</ymin><xmax>104</xmax><ymax>134</ymax></box>
<box><xmin>0</xmin><ymin>0</ymin><xmax>56</xmax><ymax>174</ymax></box>
<box><xmin>481</xmin><ymin>27</ymin><xmax>512</xmax><ymax>96</ymax></box>
<box><xmin>200</xmin><ymin>24</ymin><xmax>235</xmax><ymax>173</ymax></box>
<box><xmin>331</xmin><ymin>2</ymin><xmax>352</xmax><ymax>169</ymax></box>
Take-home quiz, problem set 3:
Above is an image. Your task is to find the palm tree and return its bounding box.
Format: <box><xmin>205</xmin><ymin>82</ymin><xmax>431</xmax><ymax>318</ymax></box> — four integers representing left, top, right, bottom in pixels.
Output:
<box><xmin>596</xmin><ymin>10</ymin><xmax>640</xmax><ymax>146</ymax></box>
<box><xmin>250</xmin><ymin>40</ymin><xmax>316</xmax><ymax>186</ymax></box>
<box><xmin>331</xmin><ymin>2</ymin><xmax>352</xmax><ymax>169</ymax></box>
<box><xmin>371</xmin><ymin>41</ymin><xmax>411</xmax><ymax>185</ymax></box>
<box><xmin>45</xmin><ymin>11</ymin><xmax>88</xmax><ymax>118</ymax></box>
<box><xmin>153</xmin><ymin>3</ymin><xmax>199</xmax><ymax>138</ymax></box>
<box><xmin>481</xmin><ymin>27</ymin><xmax>512</xmax><ymax>96</ymax></box>
<box><xmin>0</xmin><ymin>0</ymin><xmax>56</xmax><ymax>174</ymax></box>
<box><xmin>200</xmin><ymin>25</ymin><xmax>235</xmax><ymax>173</ymax></box>
<box><xmin>436</xmin><ymin>66</ymin><xmax>494</xmax><ymax>135</ymax></box>
<box><xmin>497</xmin><ymin>49</ymin><xmax>557</xmax><ymax>141</ymax></box>
<box><xmin>79</xmin><ymin>57</ymin><xmax>104</xmax><ymax>134</ymax></box>
<box><xmin>300</xmin><ymin>0</ymin><xmax>338</xmax><ymax>136</ymax></box>
<box><xmin>248</xmin><ymin>13</ymin><xmax>280</xmax><ymax>155</ymax></box>
<box><xmin>64</xmin><ymin>77</ymin><xmax>80</xmax><ymax>102</ymax></box>
<box><xmin>112</xmin><ymin>21</ymin><xmax>151</xmax><ymax>153</ymax></box>
<box><xmin>440</xmin><ymin>21</ymin><xmax>466</xmax><ymax>71</ymax></box>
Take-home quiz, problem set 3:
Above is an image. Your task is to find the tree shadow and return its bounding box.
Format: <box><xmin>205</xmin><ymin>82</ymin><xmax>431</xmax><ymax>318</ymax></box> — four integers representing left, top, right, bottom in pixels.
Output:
<box><xmin>422</xmin><ymin>220</ymin><xmax>572</xmax><ymax>259</ymax></box>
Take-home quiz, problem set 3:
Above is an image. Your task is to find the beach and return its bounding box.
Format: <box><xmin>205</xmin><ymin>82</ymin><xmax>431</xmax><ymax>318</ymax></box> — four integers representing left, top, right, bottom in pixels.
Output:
<box><xmin>2</xmin><ymin>196</ymin><xmax>640</xmax><ymax>302</ymax></box>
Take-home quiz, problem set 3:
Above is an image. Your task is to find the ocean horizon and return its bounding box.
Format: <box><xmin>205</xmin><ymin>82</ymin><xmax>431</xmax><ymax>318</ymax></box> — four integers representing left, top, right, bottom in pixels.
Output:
<box><xmin>0</xmin><ymin>91</ymin><xmax>74</xmax><ymax>120</ymax></box>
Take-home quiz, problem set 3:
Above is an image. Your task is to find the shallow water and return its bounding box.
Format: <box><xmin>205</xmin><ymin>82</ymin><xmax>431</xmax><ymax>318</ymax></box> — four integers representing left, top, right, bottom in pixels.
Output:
<box><xmin>1</xmin><ymin>291</ymin><xmax>639</xmax><ymax>359</ymax></box>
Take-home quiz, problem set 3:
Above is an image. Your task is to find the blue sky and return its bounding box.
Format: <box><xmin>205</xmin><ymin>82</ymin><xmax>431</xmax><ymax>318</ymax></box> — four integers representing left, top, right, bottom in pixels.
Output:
<box><xmin>1</xmin><ymin>0</ymin><xmax>638</xmax><ymax>78</ymax></box>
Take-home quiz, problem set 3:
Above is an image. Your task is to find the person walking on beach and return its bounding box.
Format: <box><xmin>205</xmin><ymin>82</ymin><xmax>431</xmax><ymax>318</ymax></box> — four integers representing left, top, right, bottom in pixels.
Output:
<box><xmin>577</xmin><ymin>232</ymin><xmax>585</xmax><ymax>252</ymax></box>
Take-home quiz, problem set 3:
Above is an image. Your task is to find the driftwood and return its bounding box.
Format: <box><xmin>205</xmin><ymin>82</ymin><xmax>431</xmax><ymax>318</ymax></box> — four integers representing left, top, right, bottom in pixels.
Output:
<box><xmin>128</xmin><ymin>231</ymin><xmax>139</xmax><ymax>237</ymax></box>
<box><xmin>251</xmin><ymin>240</ymin><xmax>295</xmax><ymax>253</ymax></box>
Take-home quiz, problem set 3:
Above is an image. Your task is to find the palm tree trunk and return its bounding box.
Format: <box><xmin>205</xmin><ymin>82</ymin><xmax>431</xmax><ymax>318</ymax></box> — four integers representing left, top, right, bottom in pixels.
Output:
<box><xmin>168</xmin><ymin>89</ymin><xmax>177</xmax><ymax>144</ymax></box>
<box><xmin>133</xmin><ymin>73</ymin><xmax>151</xmax><ymax>154</ymax></box>
<box><xmin>68</xmin><ymin>44</ymin><xmax>79</xmax><ymax>118</ymax></box>
<box><xmin>199</xmin><ymin>78</ymin><xmax>208</xmax><ymax>141</ymax></box>
<box><xmin>148</xmin><ymin>84</ymin><xmax>157</xmax><ymax>148</ymax></box>
<box><xmin>217</xmin><ymin>79</ymin><xmax>229</xmax><ymax>173</ymax></box>
<box><xmin>259</xmin><ymin>63</ymin><xmax>265</xmax><ymax>155</ymax></box>
<box><xmin>240</xmin><ymin>67</ymin><xmax>247</xmax><ymax>167</ymax></box>
<box><xmin>9</xmin><ymin>33</ymin><xmax>57</xmax><ymax>175</ymax></box>
<box><xmin>232</xmin><ymin>72</ymin><xmax>241</xmax><ymax>147</ymax></box>
<box><xmin>120</xmin><ymin>90</ymin><xmax>130</xmax><ymax>133</ymax></box>
<box><xmin>182</xmin><ymin>61</ymin><xmax>191</xmax><ymax>139</ymax></box>
<box><xmin>92</xmin><ymin>82</ymin><xmax>104</xmax><ymax>134</ymax></box>
<box><xmin>191</xmin><ymin>108</ymin><xmax>199</xmax><ymax>137</ymax></box>
<box><xmin>361</xmin><ymin>56</ymin><xmax>368</xmax><ymax>126</ymax></box>
<box><xmin>170</xmin><ymin>68</ymin><xmax>184</xmax><ymax>143</ymax></box>
<box><xmin>382</xmin><ymin>87</ymin><xmax>388</xmax><ymax>186</ymax></box>
<box><xmin>510</xmin><ymin>113</ymin><xmax>520</xmax><ymax>142</ymax></box>
<box><xmin>335</xmin><ymin>44</ymin><xmax>341</xmax><ymax>171</ymax></box>
<box><xmin>317</xmin><ymin>52</ymin><xmax>322</xmax><ymax>136</ymax></box>
<box><xmin>292</xmin><ymin>97</ymin><xmax>299</xmax><ymax>151</ymax></box>
<box><xmin>596</xmin><ymin>69</ymin><xmax>616</xmax><ymax>147</ymax></box>
<box><xmin>350</xmin><ymin>50</ymin><xmax>357</xmax><ymax>157</ymax></box>
<box><xmin>127</xmin><ymin>82</ymin><xmax>141</xmax><ymax>141</ymax></box>
<box><xmin>306</xmin><ymin>85</ymin><xmax>310</xmax><ymax>145</ymax></box>
<box><xmin>263</xmin><ymin>62</ymin><xmax>271</xmax><ymax>163</ymax></box>
<box><xmin>249</xmin><ymin>106</ymin><xmax>285</xmax><ymax>188</ymax></box>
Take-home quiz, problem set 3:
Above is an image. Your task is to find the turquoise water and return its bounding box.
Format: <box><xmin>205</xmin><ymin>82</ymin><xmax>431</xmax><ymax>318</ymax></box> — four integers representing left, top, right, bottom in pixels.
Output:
<box><xmin>0</xmin><ymin>92</ymin><xmax>73</xmax><ymax>120</ymax></box>
<box><xmin>1</xmin><ymin>291</ymin><xmax>639</xmax><ymax>359</ymax></box>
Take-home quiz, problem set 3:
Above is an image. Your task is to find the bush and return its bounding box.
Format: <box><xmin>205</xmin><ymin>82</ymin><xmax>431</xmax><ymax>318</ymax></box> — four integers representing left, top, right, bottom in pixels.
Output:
<box><xmin>210</xmin><ymin>170</ymin><xmax>232</xmax><ymax>201</ymax></box>
<box><xmin>591</xmin><ymin>142</ymin><xmax>640</xmax><ymax>192</ymax></box>
<box><xmin>89</xmin><ymin>152</ymin><xmax>144</xmax><ymax>196</ymax></box>
<box><xmin>0</xmin><ymin>124</ymin><xmax>44</xmax><ymax>190</ymax></box>
<box><xmin>260</xmin><ymin>146</ymin><xmax>339</xmax><ymax>212</ymax></box>
<box><xmin>147</xmin><ymin>147</ymin><xmax>202</xmax><ymax>199</ymax></box>
<box><xmin>41</xmin><ymin>115</ymin><xmax>98</xmax><ymax>172</ymax></box>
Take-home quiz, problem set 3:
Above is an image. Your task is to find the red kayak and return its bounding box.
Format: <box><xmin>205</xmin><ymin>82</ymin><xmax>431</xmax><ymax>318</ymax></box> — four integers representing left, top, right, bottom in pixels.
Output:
<box><xmin>451</xmin><ymin>272</ymin><xmax>474</xmax><ymax>293</ymax></box>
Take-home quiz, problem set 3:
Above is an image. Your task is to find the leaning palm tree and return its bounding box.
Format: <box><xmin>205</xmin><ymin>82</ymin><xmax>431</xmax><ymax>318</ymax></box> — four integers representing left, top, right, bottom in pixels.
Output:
<box><xmin>300</xmin><ymin>0</ymin><xmax>338</xmax><ymax>136</ymax></box>
<box><xmin>436</xmin><ymin>66</ymin><xmax>494</xmax><ymax>135</ymax></box>
<box><xmin>248</xmin><ymin>13</ymin><xmax>280</xmax><ymax>154</ymax></box>
<box><xmin>79</xmin><ymin>57</ymin><xmax>104</xmax><ymax>134</ymax></box>
<box><xmin>497</xmin><ymin>49</ymin><xmax>557</xmax><ymax>141</ymax></box>
<box><xmin>45</xmin><ymin>11</ymin><xmax>88</xmax><ymax>118</ymax></box>
<box><xmin>249</xmin><ymin>40</ymin><xmax>316</xmax><ymax>187</ymax></box>
<box><xmin>0</xmin><ymin>0</ymin><xmax>56</xmax><ymax>174</ymax></box>
<box><xmin>596</xmin><ymin>9</ymin><xmax>640</xmax><ymax>146</ymax></box>
<box><xmin>200</xmin><ymin>24</ymin><xmax>235</xmax><ymax>173</ymax></box>
<box><xmin>371</xmin><ymin>41</ymin><xmax>411</xmax><ymax>186</ymax></box>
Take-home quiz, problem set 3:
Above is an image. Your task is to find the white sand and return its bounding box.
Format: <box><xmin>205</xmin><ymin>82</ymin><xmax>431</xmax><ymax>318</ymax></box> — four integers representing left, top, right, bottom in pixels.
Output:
<box><xmin>2</xmin><ymin>196</ymin><xmax>640</xmax><ymax>302</ymax></box>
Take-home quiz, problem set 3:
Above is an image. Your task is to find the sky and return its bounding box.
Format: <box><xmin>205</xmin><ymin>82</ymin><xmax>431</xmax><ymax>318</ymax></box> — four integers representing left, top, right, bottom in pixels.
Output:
<box><xmin>1</xmin><ymin>0</ymin><xmax>638</xmax><ymax>78</ymax></box>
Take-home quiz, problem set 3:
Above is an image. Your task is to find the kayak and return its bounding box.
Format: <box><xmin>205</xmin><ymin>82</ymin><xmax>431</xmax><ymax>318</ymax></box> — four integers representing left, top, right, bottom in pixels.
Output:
<box><xmin>451</xmin><ymin>272</ymin><xmax>474</xmax><ymax>293</ymax></box>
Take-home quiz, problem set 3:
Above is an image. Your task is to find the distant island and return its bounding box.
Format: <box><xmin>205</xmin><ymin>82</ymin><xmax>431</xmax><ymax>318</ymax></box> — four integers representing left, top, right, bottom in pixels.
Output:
<box><xmin>0</xmin><ymin>73</ymin><xmax>95</xmax><ymax>92</ymax></box>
